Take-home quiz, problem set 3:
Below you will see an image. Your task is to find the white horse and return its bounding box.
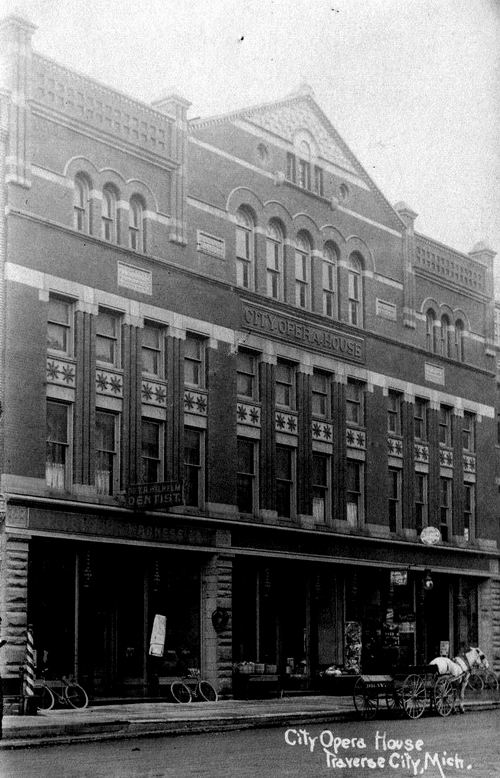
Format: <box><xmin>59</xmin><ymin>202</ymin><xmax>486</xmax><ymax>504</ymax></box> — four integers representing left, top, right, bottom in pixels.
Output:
<box><xmin>430</xmin><ymin>647</ymin><xmax>489</xmax><ymax>713</ymax></box>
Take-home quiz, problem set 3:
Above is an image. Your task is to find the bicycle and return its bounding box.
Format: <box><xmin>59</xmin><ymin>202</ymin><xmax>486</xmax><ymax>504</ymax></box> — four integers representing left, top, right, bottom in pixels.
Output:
<box><xmin>170</xmin><ymin>669</ymin><xmax>218</xmax><ymax>703</ymax></box>
<box><xmin>35</xmin><ymin>674</ymin><xmax>89</xmax><ymax>711</ymax></box>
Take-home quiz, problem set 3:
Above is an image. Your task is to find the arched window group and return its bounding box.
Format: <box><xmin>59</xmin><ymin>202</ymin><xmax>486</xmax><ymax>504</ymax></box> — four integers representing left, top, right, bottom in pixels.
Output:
<box><xmin>73</xmin><ymin>173</ymin><xmax>147</xmax><ymax>253</ymax></box>
<box><xmin>426</xmin><ymin>307</ymin><xmax>466</xmax><ymax>362</ymax></box>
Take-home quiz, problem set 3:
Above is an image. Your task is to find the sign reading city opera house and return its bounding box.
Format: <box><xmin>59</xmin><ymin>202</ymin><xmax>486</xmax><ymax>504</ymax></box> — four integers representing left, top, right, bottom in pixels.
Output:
<box><xmin>242</xmin><ymin>303</ymin><xmax>365</xmax><ymax>363</ymax></box>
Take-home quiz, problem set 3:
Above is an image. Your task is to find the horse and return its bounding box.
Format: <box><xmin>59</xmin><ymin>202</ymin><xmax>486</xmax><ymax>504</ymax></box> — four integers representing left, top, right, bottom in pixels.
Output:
<box><xmin>430</xmin><ymin>646</ymin><xmax>489</xmax><ymax>713</ymax></box>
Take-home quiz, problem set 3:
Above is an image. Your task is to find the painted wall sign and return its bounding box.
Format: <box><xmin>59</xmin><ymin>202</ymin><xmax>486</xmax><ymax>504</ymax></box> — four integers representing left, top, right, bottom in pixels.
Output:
<box><xmin>424</xmin><ymin>362</ymin><xmax>445</xmax><ymax>385</ymax></box>
<box><xmin>125</xmin><ymin>480</ymin><xmax>184</xmax><ymax>510</ymax></box>
<box><xmin>117</xmin><ymin>261</ymin><xmax>153</xmax><ymax>295</ymax></box>
<box><xmin>242</xmin><ymin>304</ymin><xmax>365</xmax><ymax>363</ymax></box>
<box><xmin>376</xmin><ymin>299</ymin><xmax>397</xmax><ymax>321</ymax></box>
<box><xmin>420</xmin><ymin>526</ymin><xmax>442</xmax><ymax>545</ymax></box>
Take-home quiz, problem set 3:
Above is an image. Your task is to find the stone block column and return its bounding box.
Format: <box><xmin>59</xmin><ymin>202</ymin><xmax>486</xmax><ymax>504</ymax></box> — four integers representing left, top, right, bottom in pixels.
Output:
<box><xmin>478</xmin><ymin>577</ymin><xmax>500</xmax><ymax>673</ymax></box>
<box><xmin>200</xmin><ymin>552</ymin><xmax>233</xmax><ymax>694</ymax></box>
<box><xmin>0</xmin><ymin>532</ymin><xmax>30</xmax><ymax>681</ymax></box>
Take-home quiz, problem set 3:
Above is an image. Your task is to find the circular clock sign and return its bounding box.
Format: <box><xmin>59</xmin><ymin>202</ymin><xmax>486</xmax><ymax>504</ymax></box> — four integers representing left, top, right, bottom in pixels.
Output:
<box><xmin>420</xmin><ymin>526</ymin><xmax>442</xmax><ymax>545</ymax></box>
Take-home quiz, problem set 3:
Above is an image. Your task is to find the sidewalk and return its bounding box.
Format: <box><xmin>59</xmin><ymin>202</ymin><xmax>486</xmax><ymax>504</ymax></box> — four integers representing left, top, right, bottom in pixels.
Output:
<box><xmin>1</xmin><ymin>695</ymin><xmax>499</xmax><ymax>750</ymax></box>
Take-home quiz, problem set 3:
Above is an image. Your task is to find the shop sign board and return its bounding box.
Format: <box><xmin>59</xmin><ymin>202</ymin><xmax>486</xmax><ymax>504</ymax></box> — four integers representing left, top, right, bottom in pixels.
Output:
<box><xmin>125</xmin><ymin>480</ymin><xmax>184</xmax><ymax>510</ymax></box>
<box><xmin>390</xmin><ymin>570</ymin><xmax>408</xmax><ymax>586</ymax></box>
<box><xmin>420</xmin><ymin>526</ymin><xmax>441</xmax><ymax>545</ymax></box>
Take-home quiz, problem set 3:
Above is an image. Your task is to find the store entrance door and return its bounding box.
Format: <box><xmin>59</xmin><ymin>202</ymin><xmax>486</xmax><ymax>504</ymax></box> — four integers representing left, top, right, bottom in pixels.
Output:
<box><xmin>423</xmin><ymin>576</ymin><xmax>451</xmax><ymax>661</ymax></box>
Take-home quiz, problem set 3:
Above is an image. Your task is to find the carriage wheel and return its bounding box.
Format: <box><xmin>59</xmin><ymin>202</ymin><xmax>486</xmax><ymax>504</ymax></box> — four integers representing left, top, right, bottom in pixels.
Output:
<box><xmin>401</xmin><ymin>674</ymin><xmax>427</xmax><ymax>719</ymax></box>
<box><xmin>466</xmin><ymin>671</ymin><xmax>483</xmax><ymax>692</ymax></box>
<box><xmin>433</xmin><ymin>676</ymin><xmax>455</xmax><ymax>717</ymax></box>
<box><xmin>353</xmin><ymin>677</ymin><xmax>379</xmax><ymax>720</ymax></box>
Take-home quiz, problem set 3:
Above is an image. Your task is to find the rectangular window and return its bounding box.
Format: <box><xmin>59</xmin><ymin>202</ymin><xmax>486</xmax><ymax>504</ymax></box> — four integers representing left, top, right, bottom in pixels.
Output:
<box><xmin>314</xmin><ymin>166</ymin><xmax>324</xmax><ymax>196</ymax></box>
<box><xmin>276</xmin><ymin>360</ymin><xmax>295</xmax><ymax>409</ymax></box>
<box><xmin>439</xmin><ymin>405</ymin><xmax>452</xmax><ymax>446</ymax></box>
<box><xmin>298</xmin><ymin>159</ymin><xmax>311</xmax><ymax>190</ymax></box>
<box><xmin>463</xmin><ymin>483</ymin><xmax>475</xmax><ymax>541</ymax></box>
<box><xmin>237</xmin><ymin>438</ymin><xmax>256</xmax><ymax>513</ymax></box>
<box><xmin>414</xmin><ymin>398</ymin><xmax>428</xmax><ymax>441</ymax></box>
<box><xmin>346</xmin><ymin>459</ymin><xmax>363</xmax><ymax>526</ymax></box>
<box><xmin>322</xmin><ymin>261</ymin><xmax>336</xmax><ymax>318</ymax></box>
<box><xmin>47</xmin><ymin>295</ymin><xmax>72</xmax><ymax>355</ymax></box>
<box><xmin>462</xmin><ymin>412</ymin><xmax>475</xmax><ymax>452</ymax></box>
<box><xmin>184</xmin><ymin>427</ymin><xmax>203</xmax><ymax>507</ymax></box>
<box><xmin>415</xmin><ymin>473</ymin><xmax>428</xmax><ymax>532</ymax></box>
<box><xmin>237</xmin><ymin>350</ymin><xmax>258</xmax><ymax>400</ymax></box>
<box><xmin>184</xmin><ymin>334</ymin><xmax>205</xmax><ymax>388</ymax></box>
<box><xmin>312</xmin><ymin>452</ymin><xmax>329</xmax><ymax>522</ymax></box>
<box><xmin>276</xmin><ymin>445</ymin><xmax>293</xmax><ymax>518</ymax></box>
<box><xmin>96</xmin><ymin>309</ymin><xmax>120</xmax><ymax>367</ymax></box>
<box><xmin>142</xmin><ymin>323</ymin><xmax>165</xmax><ymax>378</ymax></box>
<box><xmin>141</xmin><ymin>419</ymin><xmax>162</xmax><ymax>483</ymax></box>
<box><xmin>46</xmin><ymin>401</ymin><xmax>70</xmax><ymax>489</ymax></box>
<box><xmin>295</xmin><ymin>252</ymin><xmax>308</xmax><ymax>308</ymax></box>
<box><xmin>346</xmin><ymin>379</ymin><xmax>364</xmax><ymax>426</ymax></box>
<box><xmin>95</xmin><ymin>410</ymin><xmax>117</xmax><ymax>495</ymax></box>
<box><xmin>286</xmin><ymin>152</ymin><xmax>296</xmax><ymax>182</ymax></box>
<box><xmin>439</xmin><ymin>476</ymin><xmax>452</xmax><ymax>541</ymax></box>
<box><xmin>312</xmin><ymin>370</ymin><xmax>330</xmax><ymax>417</ymax></box>
<box><xmin>388</xmin><ymin>467</ymin><xmax>401</xmax><ymax>532</ymax></box>
<box><xmin>387</xmin><ymin>390</ymin><xmax>402</xmax><ymax>435</ymax></box>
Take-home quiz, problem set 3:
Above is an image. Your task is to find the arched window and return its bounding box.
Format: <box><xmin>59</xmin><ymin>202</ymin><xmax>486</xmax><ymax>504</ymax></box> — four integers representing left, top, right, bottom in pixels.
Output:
<box><xmin>266</xmin><ymin>221</ymin><xmax>284</xmax><ymax>300</ymax></box>
<box><xmin>426</xmin><ymin>310</ymin><xmax>437</xmax><ymax>353</ymax></box>
<box><xmin>347</xmin><ymin>253</ymin><xmax>363</xmax><ymax>326</ymax></box>
<box><xmin>236</xmin><ymin>208</ymin><xmax>254</xmax><ymax>289</ymax></box>
<box><xmin>295</xmin><ymin>232</ymin><xmax>311</xmax><ymax>309</ymax></box>
<box><xmin>74</xmin><ymin>174</ymin><xmax>90</xmax><ymax>233</ymax></box>
<box><xmin>129</xmin><ymin>196</ymin><xmax>145</xmax><ymax>252</ymax></box>
<box><xmin>322</xmin><ymin>243</ymin><xmax>338</xmax><ymax>318</ymax></box>
<box><xmin>455</xmin><ymin>319</ymin><xmax>465</xmax><ymax>362</ymax></box>
<box><xmin>102</xmin><ymin>185</ymin><xmax>117</xmax><ymax>242</ymax></box>
<box><xmin>441</xmin><ymin>315</ymin><xmax>452</xmax><ymax>357</ymax></box>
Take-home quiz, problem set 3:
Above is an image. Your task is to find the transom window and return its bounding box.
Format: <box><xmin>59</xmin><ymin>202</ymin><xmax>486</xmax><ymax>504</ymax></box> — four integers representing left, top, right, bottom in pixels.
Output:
<box><xmin>237</xmin><ymin>350</ymin><xmax>258</xmax><ymax>400</ymax></box>
<box><xmin>95</xmin><ymin>410</ymin><xmax>118</xmax><ymax>495</ymax></box>
<box><xmin>322</xmin><ymin>243</ymin><xmax>337</xmax><ymax>318</ymax></box>
<box><xmin>266</xmin><ymin>221</ymin><xmax>284</xmax><ymax>300</ymax></box>
<box><xmin>295</xmin><ymin>233</ymin><xmax>311</xmax><ymax>309</ymax></box>
<box><xmin>141</xmin><ymin>419</ymin><xmax>162</xmax><ymax>483</ymax></box>
<box><xmin>312</xmin><ymin>370</ymin><xmax>330</xmax><ymax>417</ymax></box>
<box><xmin>184</xmin><ymin>334</ymin><xmax>205</xmax><ymax>388</ymax></box>
<box><xmin>348</xmin><ymin>254</ymin><xmax>362</xmax><ymax>326</ymax></box>
<box><xmin>236</xmin><ymin>208</ymin><xmax>254</xmax><ymax>289</ymax></box>
<box><xmin>276</xmin><ymin>360</ymin><xmax>295</xmax><ymax>409</ymax></box>
<box><xmin>47</xmin><ymin>295</ymin><xmax>72</xmax><ymax>355</ymax></box>
<box><xmin>96</xmin><ymin>309</ymin><xmax>121</xmax><ymax>367</ymax></box>
<box><xmin>142</xmin><ymin>323</ymin><xmax>165</xmax><ymax>378</ymax></box>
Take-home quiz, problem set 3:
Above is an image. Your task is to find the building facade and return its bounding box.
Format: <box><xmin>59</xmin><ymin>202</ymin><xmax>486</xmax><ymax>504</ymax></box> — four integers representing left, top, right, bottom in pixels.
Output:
<box><xmin>0</xmin><ymin>15</ymin><xmax>499</xmax><ymax>698</ymax></box>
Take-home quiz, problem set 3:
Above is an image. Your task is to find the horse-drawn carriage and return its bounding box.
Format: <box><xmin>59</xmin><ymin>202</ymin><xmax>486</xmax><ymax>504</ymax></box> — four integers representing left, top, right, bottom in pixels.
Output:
<box><xmin>353</xmin><ymin>647</ymin><xmax>489</xmax><ymax>720</ymax></box>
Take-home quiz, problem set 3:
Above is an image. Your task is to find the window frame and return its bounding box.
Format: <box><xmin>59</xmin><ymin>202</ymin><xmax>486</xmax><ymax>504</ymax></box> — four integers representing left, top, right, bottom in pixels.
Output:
<box><xmin>95</xmin><ymin>309</ymin><xmax>121</xmax><ymax>368</ymax></box>
<box><xmin>347</xmin><ymin>254</ymin><xmax>363</xmax><ymax>326</ymax></box>
<box><xmin>441</xmin><ymin>315</ymin><xmax>452</xmax><ymax>358</ymax></box>
<box><xmin>276</xmin><ymin>444</ymin><xmax>295</xmax><ymax>518</ymax></box>
<box><xmin>266</xmin><ymin>221</ymin><xmax>284</xmax><ymax>300</ymax></box>
<box><xmin>462</xmin><ymin>412</ymin><xmax>475</xmax><ymax>453</ymax></box>
<box><xmin>388</xmin><ymin>466</ymin><xmax>402</xmax><ymax>533</ymax></box>
<box><xmin>415</xmin><ymin>472</ymin><xmax>428</xmax><ymax>532</ymax></box>
<box><xmin>141</xmin><ymin>417</ymin><xmax>163</xmax><ymax>484</ymax></box>
<box><xmin>312</xmin><ymin>370</ymin><xmax>330</xmax><ymax>418</ymax></box>
<box><xmin>184</xmin><ymin>334</ymin><xmax>205</xmax><ymax>389</ymax></box>
<box><xmin>346</xmin><ymin>379</ymin><xmax>364</xmax><ymax>427</ymax></box>
<box><xmin>294</xmin><ymin>233</ymin><xmax>311</xmax><ymax>309</ymax></box>
<box><xmin>129</xmin><ymin>196</ymin><xmax>145</xmax><ymax>252</ymax></box>
<box><xmin>236</xmin><ymin>208</ymin><xmax>255</xmax><ymax>290</ymax></box>
<box><xmin>237</xmin><ymin>437</ymin><xmax>257</xmax><ymax>514</ymax></box>
<box><xmin>47</xmin><ymin>294</ymin><xmax>73</xmax><ymax>356</ymax></box>
<box><xmin>275</xmin><ymin>360</ymin><xmax>296</xmax><ymax>410</ymax></box>
<box><xmin>102</xmin><ymin>185</ymin><xmax>117</xmax><ymax>242</ymax></box>
<box><xmin>438</xmin><ymin>405</ymin><xmax>452</xmax><ymax>447</ymax></box>
<box><xmin>439</xmin><ymin>476</ymin><xmax>452</xmax><ymax>541</ymax></box>
<box><xmin>74</xmin><ymin>174</ymin><xmax>90</xmax><ymax>233</ymax></box>
<box><xmin>463</xmin><ymin>482</ymin><xmax>475</xmax><ymax>541</ymax></box>
<box><xmin>46</xmin><ymin>400</ymin><xmax>71</xmax><ymax>490</ymax></box>
<box><xmin>387</xmin><ymin>390</ymin><xmax>402</xmax><ymax>435</ymax></box>
<box><xmin>322</xmin><ymin>244</ymin><xmax>337</xmax><ymax>318</ymax></box>
<box><xmin>312</xmin><ymin>451</ymin><xmax>330</xmax><ymax>523</ymax></box>
<box><xmin>142</xmin><ymin>322</ymin><xmax>166</xmax><ymax>379</ymax></box>
<box><xmin>426</xmin><ymin>310</ymin><xmax>438</xmax><ymax>353</ymax></box>
<box><xmin>237</xmin><ymin>350</ymin><xmax>258</xmax><ymax>401</ymax></box>
<box><xmin>346</xmin><ymin>458</ymin><xmax>364</xmax><ymax>526</ymax></box>
<box><xmin>455</xmin><ymin>320</ymin><xmax>465</xmax><ymax>361</ymax></box>
<box><xmin>95</xmin><ymin>409</ymin><xmax>119</xmax><ymax>496</ymax></box>
<box><xmin>414</xmin><ymin>398</ymin><xmax>428</xmax><ymax>441</ymax></box>
<box><xmin>184</xmin><ymin>426</ymin><xmax>204</xmax><ymax>508</ymax></box>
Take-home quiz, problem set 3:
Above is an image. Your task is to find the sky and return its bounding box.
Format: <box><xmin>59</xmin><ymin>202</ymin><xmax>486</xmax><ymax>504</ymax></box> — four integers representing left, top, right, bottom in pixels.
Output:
<box><xmin>2</xmin><ymin>0</ymin><xmax>499</xmax><ymax>259</ymax></box>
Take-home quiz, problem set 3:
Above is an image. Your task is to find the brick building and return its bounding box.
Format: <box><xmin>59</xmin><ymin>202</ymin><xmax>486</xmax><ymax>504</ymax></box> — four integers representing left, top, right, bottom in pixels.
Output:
<box><xmin>0</xmin><ymin>15</ymin><xmax>498</xmax><ymax>698</ymax></box>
